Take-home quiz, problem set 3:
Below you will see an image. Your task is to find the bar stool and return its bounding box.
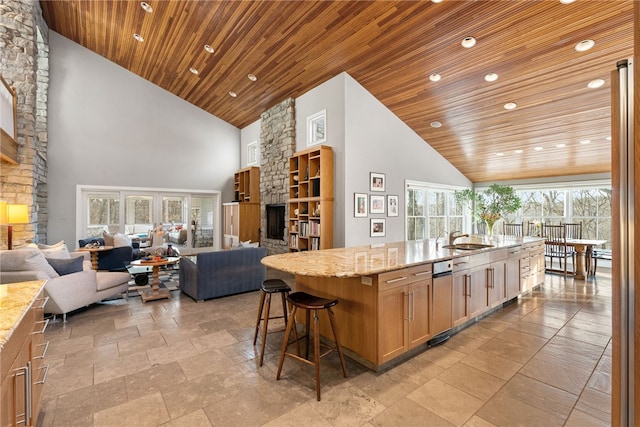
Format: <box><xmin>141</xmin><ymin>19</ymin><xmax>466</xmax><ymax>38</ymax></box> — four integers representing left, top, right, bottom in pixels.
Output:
<box><xmin>253</xmin><ymin>279</ymin><xmax>292</xmax><ymax>366</ymax></box>
<box><xmin>276</xmin><ymin>291</ymin><xmax>348</xmax><ymax>401</ymax></box>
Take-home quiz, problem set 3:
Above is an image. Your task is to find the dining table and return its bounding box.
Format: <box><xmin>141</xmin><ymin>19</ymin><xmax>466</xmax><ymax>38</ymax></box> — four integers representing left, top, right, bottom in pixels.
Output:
<box><xmin>563</xmin><ymin>238</ymin><xmax>608</xmax><ymax>280</ymax></box>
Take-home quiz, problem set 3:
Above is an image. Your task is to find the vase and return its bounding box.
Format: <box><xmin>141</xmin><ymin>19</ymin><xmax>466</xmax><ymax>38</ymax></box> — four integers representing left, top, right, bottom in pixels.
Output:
<box><xmin>485</xmin><ymin>219</ymin><xmax>497</xmax><ymax>235</ymax></box>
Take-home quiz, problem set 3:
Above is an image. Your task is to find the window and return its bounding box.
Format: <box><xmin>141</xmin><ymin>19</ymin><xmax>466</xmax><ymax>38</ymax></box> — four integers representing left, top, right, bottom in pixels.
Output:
<box><xmin>78</xmin><ymin>186</ymin><xmax>221</xmax><ymax>250</ymax></box>
<box><xmin>307</xmin><ymin>110</ymin><xmax>326</xmax><ymax>146</ymax></box>
<box><xmin>406</xmin><ymin>182</ymin><xmax>465</xmax><ymax>240</ymax></box>
<box><xmin>86</xmin><ymin>193</ymin><xmax>119</xmax><ymax>237</ymax></box>
<box><xmin>247</xmin><ymin>141</ymin><xmax>258</xmax><ymax>165</ymax></box>
<box><xmin>495</xmin><ymin>181</ymin><xmax>612</xmax><ymax>248</ymax></box>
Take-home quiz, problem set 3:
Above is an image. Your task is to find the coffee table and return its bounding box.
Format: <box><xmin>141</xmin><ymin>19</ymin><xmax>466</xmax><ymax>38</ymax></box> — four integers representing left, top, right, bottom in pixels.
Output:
<box><xmin>130</xmin><ymin>256</ymin><xmax>180</xmax><ymax>302</ymax></box>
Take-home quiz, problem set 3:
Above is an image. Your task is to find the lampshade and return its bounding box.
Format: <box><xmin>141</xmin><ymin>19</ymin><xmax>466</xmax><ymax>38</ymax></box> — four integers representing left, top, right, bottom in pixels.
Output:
<box><xmin>0</xmin><ymin>201</ymin><xmax>6</xmax><ymax>225</ymax></box>
<box><xmin>7</xmin><ymin>204</ymin><xmax>28</xmax><ymax>224</ymax></box>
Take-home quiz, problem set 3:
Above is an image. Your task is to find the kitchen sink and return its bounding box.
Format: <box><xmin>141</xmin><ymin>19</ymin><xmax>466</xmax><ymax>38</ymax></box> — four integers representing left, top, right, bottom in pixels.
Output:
<box><xmin>441</xmin><ymin>243</ymin><xmax>494</xmax><ymax>250</ymax></box>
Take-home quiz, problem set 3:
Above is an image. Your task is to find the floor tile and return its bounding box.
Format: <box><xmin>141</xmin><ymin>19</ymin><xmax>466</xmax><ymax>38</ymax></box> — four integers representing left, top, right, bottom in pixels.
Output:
<box><xmin>476</xmin><ymin>392</ymin><xmax>565</xmax><ymax>427</ymax></box>
<box><xmin>408</xmin><ymin>378</ymin><xmax>484</xmax><ymax>426</ymax></box>
<box><xmin>93</xmin><ymin>391</ymin><xmax>171</xmax><ymax>426</ymax></box>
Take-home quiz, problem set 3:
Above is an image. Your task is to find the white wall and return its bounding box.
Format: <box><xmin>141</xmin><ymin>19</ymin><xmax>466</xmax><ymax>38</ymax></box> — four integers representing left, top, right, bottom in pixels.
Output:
<box><xmin>47</xmin><ymin>32</ymin><xmax>240</xmax><ymax>245</ymax></box>
<box><xmin>343</xmin><ymin>74</ymin><xmax>470</xmax><ymax>246</ymax></box>
<box><xmin>295</xmin><ymin>75</ymin><xmax>347</xmax><ymax>247</ymax></box>
<box><xmin>240</xmin><ymin>119</ymin><xmax>260</xmax><ymax>171</ymax></box>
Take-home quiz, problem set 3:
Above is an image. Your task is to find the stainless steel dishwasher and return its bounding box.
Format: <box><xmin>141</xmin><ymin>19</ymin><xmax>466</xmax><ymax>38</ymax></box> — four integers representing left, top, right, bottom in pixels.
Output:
<box><xmin>429</xmin><ymin>259</ymin><xmax>453</xmax><ymax>346</ymax></box>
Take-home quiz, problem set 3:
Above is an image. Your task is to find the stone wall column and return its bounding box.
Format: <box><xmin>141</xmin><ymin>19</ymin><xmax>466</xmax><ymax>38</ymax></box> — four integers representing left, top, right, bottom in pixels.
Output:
<box><xmin>0</xmin><ymin>1</ymin><xmax>49</xmax><ymax>248</ymax></box>
<box><xmin>259</xmin><ymin>98</ymin><xmax>295</xmax><ymax>255</ymax></box>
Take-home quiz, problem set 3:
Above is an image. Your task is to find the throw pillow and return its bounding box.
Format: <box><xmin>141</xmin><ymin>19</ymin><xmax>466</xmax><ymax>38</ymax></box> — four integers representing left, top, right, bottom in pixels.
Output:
<box><xmin>37</xmin><ymin>240</ymin><xmax>71</xmax><ymax>259</ymax></box>
<box><xmin>102</xmin><ymin>232</ymin><xmax>114</xmax><ymax>246</ymax></box>
<box><xmin>113</xmin><ymin>233</ymin><xmax>132</xmax><ymax>247</ymax></box>
<box><xmin>46</xmin><ymin>256</ymin><xmax>84</xmax><ymax>276</ymax></box>
<box><xmin>1</xmin><ymin>248</ymin><xmax>60</xmax><ymax>278</ymax></box>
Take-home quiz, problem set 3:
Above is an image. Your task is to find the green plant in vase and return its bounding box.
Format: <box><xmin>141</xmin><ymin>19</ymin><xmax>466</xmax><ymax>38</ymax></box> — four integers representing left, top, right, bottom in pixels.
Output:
<box><xmin>455</xmin><ymin>184</ymin><xmax>522</xmax><ymax>235</ymax></box>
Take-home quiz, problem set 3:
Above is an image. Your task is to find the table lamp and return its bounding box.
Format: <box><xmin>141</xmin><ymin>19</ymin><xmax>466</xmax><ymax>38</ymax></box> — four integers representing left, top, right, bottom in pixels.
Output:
<box><xmin>3</xmin><ymin>203</ymin><xmax>29</xmax><ymax>250</ymax></box>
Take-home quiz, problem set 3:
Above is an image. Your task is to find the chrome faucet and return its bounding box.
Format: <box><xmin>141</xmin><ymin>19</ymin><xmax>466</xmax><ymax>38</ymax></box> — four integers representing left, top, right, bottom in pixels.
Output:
<box><xmin>449</xmin><ymin>231</ymin><xmax>469</xmax><ymax>246</ymax></box>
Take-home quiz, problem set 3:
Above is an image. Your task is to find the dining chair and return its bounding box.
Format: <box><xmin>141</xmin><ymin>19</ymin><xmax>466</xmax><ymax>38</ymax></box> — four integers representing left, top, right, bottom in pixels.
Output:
<box><xmin>542</xmin><ymin>223</ymin><xmax>569</xmax><ymax>276</ymax></box>
<box><xmin>503</xmin><ymin>222</ymin><xmax>523</xmax><ymax>237</ymax></box>
<box><xmin>526</xmin><ymin>221</ymin><xmax>539</xmax><ymax>237</ymax></box>
<box><xmin>562</xmin><ymin>222</ymin><xmax>583</xmax><ymax>272</ymax></box>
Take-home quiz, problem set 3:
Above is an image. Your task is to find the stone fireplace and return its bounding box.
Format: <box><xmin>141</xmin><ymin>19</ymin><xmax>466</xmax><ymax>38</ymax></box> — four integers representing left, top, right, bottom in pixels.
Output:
<box><xmin>259</xmin><ymin>98</ymin><xmax>295</xmax><ymax>254</ymax></box>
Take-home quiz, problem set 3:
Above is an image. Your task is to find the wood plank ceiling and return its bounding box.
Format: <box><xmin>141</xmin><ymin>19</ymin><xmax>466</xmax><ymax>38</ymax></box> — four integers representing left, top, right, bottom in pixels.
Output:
<box><xmin>40</xmin><ymin>0</ymin><xmax>634</xmax><ymax>183</ymax></box>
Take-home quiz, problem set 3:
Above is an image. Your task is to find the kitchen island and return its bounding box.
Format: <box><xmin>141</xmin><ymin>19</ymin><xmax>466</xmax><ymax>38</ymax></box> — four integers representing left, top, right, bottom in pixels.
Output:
<box><xmin>1</xmin><ymin>280</ymin><xmax>48</xmax><ymax>426</ymax></box>
<box><xmin>262</xmin><ymin>235</ymin><xmax>545</xmax><ymax>371</ymax></box>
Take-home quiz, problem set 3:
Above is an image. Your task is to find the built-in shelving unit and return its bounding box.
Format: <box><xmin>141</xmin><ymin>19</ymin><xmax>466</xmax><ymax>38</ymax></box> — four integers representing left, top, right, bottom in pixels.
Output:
<box><xmin>225</xmin><ymin>166</ymin><xmax>261</xmax><ymax>249</ymax></box>
<box><xmin>288</xmin><ymin>145</ymin><xmax>333</xmax><ymax>252</ymax></box>
<box><xmin>233</xmin><ymin>166</ymin><xmax>260</xmax><ymax>203</ymax></box>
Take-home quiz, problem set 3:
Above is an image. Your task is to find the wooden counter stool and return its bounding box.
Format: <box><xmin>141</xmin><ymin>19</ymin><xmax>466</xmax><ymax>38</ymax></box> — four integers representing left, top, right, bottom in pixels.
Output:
<box><xmin>253</xmin><ymin>279</ymin><xmax>292</xmax><ymax>366</ymax></box>
<box><xmin>276</xmin><ymin>291</ymin><xmax>348</xmax><ymax>401</ymax></box>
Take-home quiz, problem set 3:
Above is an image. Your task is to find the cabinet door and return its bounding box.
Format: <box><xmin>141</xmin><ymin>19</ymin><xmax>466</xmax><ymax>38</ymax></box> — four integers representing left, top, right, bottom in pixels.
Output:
<box><xmin>506</xmin><ymin>255</ymin><xmax>521</xmax><ymax>300</ymax></box>
<box><xmin>1</xmin><ymin>341</ymin><xmax>30</xmax><ymax>426</ymax></box>
<box><xmin>378</xmin><ymin>286</ymin><xmax>409</xmax><ymax>364</ymax></box>
<box><xmin>468</xmin><ymin>264</ymin><xmax>489</xmax><ymax>319</ymax></box>
<box><xmin>452</xmin><ymin>270</ymin><xmax>469</xmax><ymax>327</ymax></box>
<box><xmin>409</xmin><ymin>280</ymin><xmax>431</xmax><ymax>348</ymax></box>
<box><xmin>488</xmin><ymin>260</ymin><xmax>507</xmax><ymax>308</ymax></box>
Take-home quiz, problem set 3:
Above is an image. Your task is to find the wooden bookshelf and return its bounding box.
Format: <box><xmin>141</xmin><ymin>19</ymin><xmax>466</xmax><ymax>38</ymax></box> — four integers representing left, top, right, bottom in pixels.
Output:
<box><xmin>233</xmin><ymin>166</ymin><xmax>260</xmax><ymax>203</ymax></box>
<box><xmin>288</xmin><ymin>145</ymin><xmax>333</xmax><ymax>252</ymax></box>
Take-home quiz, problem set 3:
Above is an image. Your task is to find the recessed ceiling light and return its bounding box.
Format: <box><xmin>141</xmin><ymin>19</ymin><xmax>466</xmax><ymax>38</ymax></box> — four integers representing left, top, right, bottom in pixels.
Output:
<box><xmin>461</xmin><ymin>37</ymin><xmax>476</xmax><ymax>48</ymax></box>
<box><xmin>588</xmin><ymin>79</ymin><xmax>605</xmax><ymax>89</ymax></box>
<box><xmin>496</xmin><ymin>152</ymin><xmax>504</xmax><ymax>156</ymax></box>
<box><xmin>431</xmin><ymin>0</ymin><xmax>443</xmax><ymax>3</ymax></box>
<box><xmin>560</xmin><ymin>0</ymin><xmax>575</xmax><ymax>4</ymax></box>
<box><xmin>606</xmin><ymin>136</ymin><xmax>612</xmax><ymax>141</ymax></box>
<box><xmin>229</xmin><ymin>91</ymin><xmax>238</xmax><ymax>98</ymax></box>
<box><xmin>429</xmin><ymin>73</ymin><xmax>441</xmax><ymax>82</ymax></box>
<box><xmin>140</xmin><ymin>2</ymin><xmax>153</xmax><ymax>13</ymax></box>
<box><xmin>579</xmin><ymin>139</ymin><xmax>591</xmax><ymax>145</ymax></box>
<box><xmin>189</xmin><ymin>67</ymin><xmax>199</xmax><ymax>75</ymax></box>
<box><xmin>504</xmin><ymin>102</ymin><xmax>517</xmax><ymax>110</ymax></box>
<box><xmin>484</xmin><ymin>73</ymin><xmax>498</xmax><ymax>82</ymax></box>
<box><xmin>430</xmin><ymin>121</ymin><xmax>442</xmax><ymax>128</ymax></box>
<box><xmin>514</xmin><ymin>149</ymin><xmax>523</xmax><ymax>154</ymax></box>
<box><xmin>575</xmin><ymin>39</ymin><xmax>595</xmax><ymax>52</ymax></box>
<box><xmin>204</xmin><ymin>45</ymin><xmax>215</xmax><ymax>54</ymax></box>
<box><xmin>534</xmin><ymin>147</ymin><xmax>544</xmax><ymax>151</ymax></box>
<box><xmin>133</xmin><ymin>33</ymin><xmax>144</xmax><ymax>43</ymax></box>
<box><xmin>556</xmin><ymin>143</ymin><xmax>566</xmax><ymax>148</ymax></box>
<box><xmin>248</xmin><ymin>74</ymin><xmax>257</xmax><ymax>82</ymax></box>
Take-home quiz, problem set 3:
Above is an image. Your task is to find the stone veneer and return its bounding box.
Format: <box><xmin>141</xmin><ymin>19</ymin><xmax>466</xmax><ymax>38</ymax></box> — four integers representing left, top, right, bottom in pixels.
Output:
<box><xmin>0</xmin><ymin>1</ymin><xmax>49</xmax><ymax>248</ymax></box>
<box><xmin>259</xmin><ymin>98</ymin><xmax>295</xmax><ymax>255</ymax></box>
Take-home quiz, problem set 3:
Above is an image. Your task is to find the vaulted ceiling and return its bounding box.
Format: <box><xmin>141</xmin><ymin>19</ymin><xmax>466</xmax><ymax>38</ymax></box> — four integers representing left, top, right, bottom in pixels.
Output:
<box><xmin>40</xmin><ymin>0</ymin><xmax>634</xmax><ymax>183</ymax></box>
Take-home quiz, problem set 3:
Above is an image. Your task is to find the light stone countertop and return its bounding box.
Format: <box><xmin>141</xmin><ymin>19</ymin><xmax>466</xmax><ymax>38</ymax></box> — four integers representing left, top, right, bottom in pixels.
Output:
<box><xmin>0</xmin><ymin>280</ymin><xmax>46</xmax><ymax>351</ymax></box>
<box><xmin>262</xmin><ymin>235</ymin><xmax>544</xmax><ymax>278</ymax></box>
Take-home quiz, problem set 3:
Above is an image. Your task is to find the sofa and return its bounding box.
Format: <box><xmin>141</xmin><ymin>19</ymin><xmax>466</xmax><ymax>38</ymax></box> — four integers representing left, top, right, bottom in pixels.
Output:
<box><xmin>179</xmin><ymin>247</ymin><xmax>267</xmax><ymax>302</ymax></box>
<box><xmin>167</xmin><ymin>228</ymin><xmax>188</xmax><ymax>245</ymax></box>
<box><xmin>0</xmin><ymin>247</ymin><xmax>131</xmax><ymax>321</ymax></box>
<box><xmin>78</xmin><ymin>236</ymin><xmax>141</xmax><ymax>271</ymax></box>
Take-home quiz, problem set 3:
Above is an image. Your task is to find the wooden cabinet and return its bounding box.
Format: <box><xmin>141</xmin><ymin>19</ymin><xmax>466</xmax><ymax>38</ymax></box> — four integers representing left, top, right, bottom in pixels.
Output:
<box><xmin>225</xmin><ymin>166</ymin><xmax>261</xmax><ymax>249</ymax></box>
<box><xmin>452</xmin><ymin>257</ymin><xmax>470</xmax><ymax>327</ymax></box>
<box><xmin>467</xmin><ymin>264</ymin><xmax>490</xmax><ymax>319</ymax></box>
<box><xmin>506</xmin><ymin>246</ymin><xmax>523</xmax><ymax>299</ymax></box>
<box><xmin>377</xmin><ymin>264</ymin><xmax>432</xmax><ymax>364</ymax></box>
<box><xmin>1</xmin><ymin>286</ymin><xmax>48</xmax><ymax>427</ymax></box>
<box><xmin>288</xmin><ymin>145</ymin><xmax>333</xmax><ymax>251</ymax></box>
<box><xmin>487</xmin><ymin>250</ymin><xmax>507</xmax><ymax>308</ymax></box>
<box><xmin>233</xmin><ymin>166</ymin><xmax>260</xmax><ymax>203</ymax></box>
<box><xmin>222</xmin><ymin>202</ymin><xmax>260</xmax><ymax>249</ymax></box>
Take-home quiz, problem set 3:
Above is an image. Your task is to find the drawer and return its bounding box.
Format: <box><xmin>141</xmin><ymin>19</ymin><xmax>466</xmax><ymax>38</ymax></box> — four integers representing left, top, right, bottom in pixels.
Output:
<box><xmin>490</xmin><ymin>249</ymin><xmax>508</xmax><ymax>262</ymax></box>
<box><xmin>378</xmin><ymin>263</ymin><xmax>432</xmax><ymax>290</ymax></box>
<box><xmin>452</xmin><ymin>256</ymin><xmax>470</xmax><ymax>272</ymax></box>
<box><xmin>469</xmin><ymin>252</ymin><xmax>491</xmax><ymax>268</ymax></box>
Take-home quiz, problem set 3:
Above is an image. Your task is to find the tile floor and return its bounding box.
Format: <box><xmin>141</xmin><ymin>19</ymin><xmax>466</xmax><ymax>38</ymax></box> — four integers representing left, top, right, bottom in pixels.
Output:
<box><xmin>37</xmin><ymin>267</ymin><xmax>612</xmax><ymax>427</ymax></box>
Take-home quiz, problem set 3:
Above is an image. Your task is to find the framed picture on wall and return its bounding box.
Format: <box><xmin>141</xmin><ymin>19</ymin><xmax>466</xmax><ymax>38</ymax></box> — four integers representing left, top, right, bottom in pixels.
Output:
<box><xmin>370</xmin><ymin>218</ymin><xmax>386</xmax><ymax>237</ymax></box>
<box><xmin>354</xmin><ymin>193</ymin><xmax>368</xmax><ymax>217</ymax></box>
<box><xmin>370</xmin><ymin>195</ymin><xmax>385</xmax><ymax>214</ymax></box>
<box><xmin>387</xmin><ymin>195</ymin><xmax>399</xmax><ymax>217</ymax></box>
<box><xmin>370</xmin><ymin>172</ymin><xmax>385</xmax><ymax>191</ymax></box>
